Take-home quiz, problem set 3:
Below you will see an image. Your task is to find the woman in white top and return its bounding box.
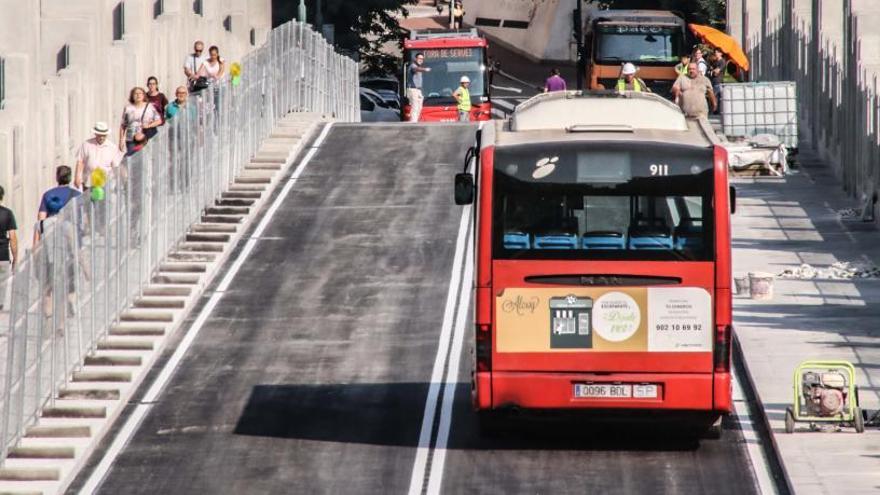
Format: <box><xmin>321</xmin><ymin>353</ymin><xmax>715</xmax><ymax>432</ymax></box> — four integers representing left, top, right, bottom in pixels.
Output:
<box><xmin>118</xmin><ymin>87</ymin><xmax>162</xmax><ymax>156</ymax></box>
<box><xmin>197</xmin><ymin>45</ymin><xmax>225</xmax><ymax>83</ymax></box>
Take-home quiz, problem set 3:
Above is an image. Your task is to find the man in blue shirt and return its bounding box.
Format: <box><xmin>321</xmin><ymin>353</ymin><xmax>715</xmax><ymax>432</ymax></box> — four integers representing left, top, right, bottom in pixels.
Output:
<box><xmin>38</xmin><ymin>166</ymin><xmax>81</xmax><ymax>221</ymax></box>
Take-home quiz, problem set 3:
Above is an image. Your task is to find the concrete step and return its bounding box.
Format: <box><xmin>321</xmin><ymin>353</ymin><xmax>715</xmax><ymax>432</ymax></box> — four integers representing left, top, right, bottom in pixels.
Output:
<box><xmin>119</xmin><ymin>310</ymin><xmax>174</xmax><ymax>322</ymax></box>
<box><xmin>201</xmin><ymin>215</ymin><xmax>244</xmax><ymax>224</ymax></box>
<box><xmin>192</xmin><ymin>222</ymin><xmax>239</xmax><ymax>232</ymax></box>
<box><xmin>83</xmin><ymin>354</ymin><xmax>142</xmax><ymax>366</ymax></box>
<box><xmin>205</xmin><ymin>206</ymin><xmax>250</xmax><ymax>216</ymax></box>
<box><xmin>72</xmin><ymin>370</ymin><xmax>131</xmax><ymax>383</ymax></box>
<box><xmin>133</xmin><ymin>297</ymin><xmax>186</xmax><ymax>309</ymax></box>
<box><xmin>7</xmin><ymin>446</ymin><xmax>76</xmax><ymax>460</ymax></box>
<box><xmin>177</xmin><ymin>242</ymin><xmax>224</xmax><ymax>253</ymax></box>
<box><xmin>167</xmin><ymin>251</ymin><xmax>217</xmax><ymax>263</ymax></box>
<box><xmin>25</xmin><ymin>425</ymin><xmax>91</xmax><ymax>438</ymax></box>
<box><xmin>109</xmin><ymin>324</ymin><xmax>166</xmax><ymax>337</ymax></box>
<box><xmin>234</xmin><ymin>176</ymin><xmax>271</xmax><ymax>185</ymax></box>
<box><xmin>159</xmin><ymin>263</ymin><xmax>206</xmax><ymax>274</ymax></box>
<box><xmin>251</xmin><ymin>155</ymin><xmax>287</xmax><ymax>163</ymax></box>
<box><xmin>142</xmin><ymin>285</ymin><xmax>192</xmax><ymax>297</ymax></box>
<box><xmin>57</xmin><ymin>387</ymin><xmax>120</xmax><ymax>400</ymax></box>
<box><xmin>41</xmin><ymin>405</ymin><xmax>107</xmax><ymax>419</ymax></box>
<box><xmin>185</xmin><ymin>232</ymin><xmax>230</xmax><ymax>243</ymax></box>
<box><xmin>97</xmin><ymin>339</ymin><xmax>154</xmax><ymax>351</ymax></box>
<box><xmin>152</xmin><ymin>273</ymin><xmax>200</xmax><ymax>285</ymax></box>
<box><xmin>0</xmin><ymin>467</ymin><xmax>60</xmax><ymax>481</ymax></box>
<box><xmin>214</xmin><ymin>198</ymin><xmax>257</xmax><ymax>207</ymax></box>
<box><xmin>245</xmin><ymin>163</ymin><xmax>283</xmax><ymax>171</ymax></box>
<box><xmin>222</xmin><ymin>191</ymin><xmax>262</xmax><ymax>199</ymax></box>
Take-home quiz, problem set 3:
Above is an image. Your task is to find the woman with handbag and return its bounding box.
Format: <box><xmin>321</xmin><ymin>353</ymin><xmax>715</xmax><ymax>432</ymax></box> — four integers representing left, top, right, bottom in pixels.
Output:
<box><xmin>197</xmin><ymin>46</ymin><xmax>225</xmax><ymax>85</ymax></box>
<box><xmin>118</xmin><ymin>87</ymin><xmax>161</xmax><ymax>156</ymax></box>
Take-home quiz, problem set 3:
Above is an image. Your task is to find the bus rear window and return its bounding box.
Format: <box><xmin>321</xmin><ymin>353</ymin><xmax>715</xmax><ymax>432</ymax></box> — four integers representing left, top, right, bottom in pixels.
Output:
<box><xmin>493</xmin><ymin>142</ymin><xmax>715</xmax><ymax>261</ymax></box>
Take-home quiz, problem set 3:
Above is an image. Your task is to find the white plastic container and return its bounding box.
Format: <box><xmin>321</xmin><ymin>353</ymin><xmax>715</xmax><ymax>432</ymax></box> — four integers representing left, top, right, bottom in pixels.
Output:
<box><xmin>721</xmin><ymin>82</ymin><xmax>798</xmax><ymax>149</ymax></box>
<box><xmin>748</xmin><ymin>272</ymin><xmax>775</xmax><ymax>300</ymax></box>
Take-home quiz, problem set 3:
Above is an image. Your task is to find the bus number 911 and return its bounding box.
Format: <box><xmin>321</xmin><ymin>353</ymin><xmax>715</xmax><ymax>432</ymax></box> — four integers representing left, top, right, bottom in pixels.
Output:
<box><xmin>650</xmin><ymin>164</ymin><xmax>669</xmax><ymax>176</ymax></box>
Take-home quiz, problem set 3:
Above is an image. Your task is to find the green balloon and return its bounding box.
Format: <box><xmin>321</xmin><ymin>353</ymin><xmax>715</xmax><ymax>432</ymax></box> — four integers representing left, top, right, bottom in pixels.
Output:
<box><xmin>90</xmin><ymin>186</ymin><xmax>105</xmax><ymax>201</ymax></box>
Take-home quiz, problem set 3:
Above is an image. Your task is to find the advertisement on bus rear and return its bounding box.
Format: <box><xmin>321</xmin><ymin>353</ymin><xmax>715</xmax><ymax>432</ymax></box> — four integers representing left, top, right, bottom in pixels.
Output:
<box><xmin>496</xmin><ymin>287</ymin><xmax>711</xmax><ymax>353</ymax></box>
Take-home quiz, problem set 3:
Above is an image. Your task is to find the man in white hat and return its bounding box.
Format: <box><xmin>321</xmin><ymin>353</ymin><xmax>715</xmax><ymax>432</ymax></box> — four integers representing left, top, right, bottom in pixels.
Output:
<box><xmin>616</xmin><ymin>63</ymin><xmax>649</xmax><ymax>93</ymax></box>
<box><xmin>453</xmin><ymin>75</ymin><xmax>472</xmax><ymax>122</ymax></box>
<box><xmin>74</xmin><ymin>121</ymin><xmax>123</xmax><ymax>191</ymax></box>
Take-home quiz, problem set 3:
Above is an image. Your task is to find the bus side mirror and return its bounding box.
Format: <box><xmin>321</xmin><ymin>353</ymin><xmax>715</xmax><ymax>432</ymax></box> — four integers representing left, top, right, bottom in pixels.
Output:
<box><xmin>454</xmin><ymin>173</ymin><xmax>475</xmax><ymax>205</ymax></box>
<box><xmin>729</xmin><ymin>185</ymin><xmax>737</xmax><ymax>214</ymax></box>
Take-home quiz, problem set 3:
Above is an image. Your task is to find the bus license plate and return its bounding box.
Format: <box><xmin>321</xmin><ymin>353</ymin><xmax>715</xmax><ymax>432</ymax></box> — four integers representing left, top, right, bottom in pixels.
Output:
<box><xmin>574</xmin><ymin>384</ymin><xmax>659</xmax><ymax>399</ymax></box>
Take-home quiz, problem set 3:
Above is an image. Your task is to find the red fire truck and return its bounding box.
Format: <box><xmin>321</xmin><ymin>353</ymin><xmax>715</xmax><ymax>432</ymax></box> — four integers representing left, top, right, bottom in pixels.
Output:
<box><xmin>403</xmin><ymin>29</ymin><xmax>492</xmax><ymax>122</ymax></box>
<box><xmin>454</xmin><ymin>91</ymin><xmax>735</xmax><ymax>435</ymax></box>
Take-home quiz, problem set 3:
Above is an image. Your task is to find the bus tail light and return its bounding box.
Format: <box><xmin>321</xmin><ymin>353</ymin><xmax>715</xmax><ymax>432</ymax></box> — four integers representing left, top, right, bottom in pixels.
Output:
<box><xmin>714</xmin><ymin>325</ymin><xmax>732</xmax><ymax>372</ymax></box>
<box><xmin>476</xmin><ymin>324</ymin><xmax>492</xmax><ymax>371</ymax></box>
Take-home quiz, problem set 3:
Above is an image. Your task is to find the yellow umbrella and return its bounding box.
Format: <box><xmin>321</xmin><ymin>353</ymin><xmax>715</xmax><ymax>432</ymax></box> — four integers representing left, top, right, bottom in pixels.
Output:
<box><xmin>689</xmin><ymin>24</ymin><xmax>750</xmax><ymax>71</ymax></box>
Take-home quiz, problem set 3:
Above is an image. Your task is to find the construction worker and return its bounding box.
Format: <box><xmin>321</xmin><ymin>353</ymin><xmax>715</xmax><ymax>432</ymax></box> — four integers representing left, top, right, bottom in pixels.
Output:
<box><xmin>453</xmin><ymin>75</ymin><xmax>472</xmax><ymax>122</ymax></box>
<box><xmin>617</xmin><ymin>63</ymin><xmax>650</xmax><ymax>92</ymax></box>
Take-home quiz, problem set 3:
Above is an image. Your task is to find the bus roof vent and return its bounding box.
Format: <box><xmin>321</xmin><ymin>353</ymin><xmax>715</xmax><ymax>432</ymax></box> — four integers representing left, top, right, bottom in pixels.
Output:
<box><xmin>510</xmin><ymin>91</ymin><xmax>689</xmax><ymax>133</ymax></box>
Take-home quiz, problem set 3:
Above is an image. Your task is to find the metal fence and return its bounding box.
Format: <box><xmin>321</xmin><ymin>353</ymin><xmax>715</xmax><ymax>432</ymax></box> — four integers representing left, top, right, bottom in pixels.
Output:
<box><xmin>746</xmin><ymin>1</ymin><xmax>880</xmax><ymax>209</ymax></box>
<box><xmin>0</xmin><ymin>20</ymin><xmax>358</xmax><ymax>463</ymax></box>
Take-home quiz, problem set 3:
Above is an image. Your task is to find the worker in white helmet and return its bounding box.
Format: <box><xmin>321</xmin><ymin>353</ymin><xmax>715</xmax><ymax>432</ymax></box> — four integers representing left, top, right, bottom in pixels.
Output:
<box><xmin>453</xmin><ymin>75</ymin><xmax>472</xmax><ymax>122</ymax></box>
<box><xmin>617</xmin><ymin>63</ymin><xmax>650</xmax><ymax>93</ymax></box>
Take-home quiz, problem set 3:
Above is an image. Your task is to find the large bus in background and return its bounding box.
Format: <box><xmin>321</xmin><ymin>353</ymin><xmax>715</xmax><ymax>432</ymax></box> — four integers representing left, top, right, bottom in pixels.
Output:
<box><xmin>454</xmin><ymin>92</ymin><xmax>735</xmax><ymax>434</ymax></box>
<box><xmin>403</xmin><ymin>29</ymin><xmax>492</xmax><ymax>122</ymax></box>
<box><xmin>585</xmin><ymin>10</ymin><xmax>687</xmax><ymax>97</ymax></box>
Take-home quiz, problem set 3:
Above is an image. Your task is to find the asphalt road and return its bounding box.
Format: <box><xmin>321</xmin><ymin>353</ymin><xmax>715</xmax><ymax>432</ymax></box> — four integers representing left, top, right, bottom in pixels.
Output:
<box><xmin>76</xmin><ymin>123</ymin><xmax>760</xmax><ymax>494</ymax></box>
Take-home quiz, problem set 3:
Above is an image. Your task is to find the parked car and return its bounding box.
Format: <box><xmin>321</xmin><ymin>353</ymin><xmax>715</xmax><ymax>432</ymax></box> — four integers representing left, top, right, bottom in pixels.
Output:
<box><xmin>360</xmin><ymin>77</ymin><xmax>401</xmax><ymax>110</ymax></box>
<box><xmin>360</xmin><ymin>88</ymin><xmax>400</xmax><ymax>122</ymax></box>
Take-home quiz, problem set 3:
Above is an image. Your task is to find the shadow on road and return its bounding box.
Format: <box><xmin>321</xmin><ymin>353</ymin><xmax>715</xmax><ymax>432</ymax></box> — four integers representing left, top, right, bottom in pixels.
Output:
<box><xmin>234</xmin><ymin>383</ymin><xmax>731</xmax><ymax>452</ymax></box>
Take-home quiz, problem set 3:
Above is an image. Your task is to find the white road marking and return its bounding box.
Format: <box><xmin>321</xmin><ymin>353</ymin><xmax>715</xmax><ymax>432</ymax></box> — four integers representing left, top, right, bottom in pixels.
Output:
<box><xmin>733</xmin><ymin>367</ymin><xmax>779</xmax><ymax>495</ymax></box>
<box><xmin>407</xmin><ymin>121</ymin><xmax>482</xmax><ymax>495</ymax></box>
<box><xmin>426</xmin><ymin>228</ymin><xmax>473</xmax><ymax>495</ymax></box>
<box><xmin>490</xmin><ymin>84</ymin><xmax>523</xmax><ymax>93</ymax></box>
<box><xmin>79</xmin><ymin>123</ymin><xmax>334</xmax><ymax>495</ymax></box>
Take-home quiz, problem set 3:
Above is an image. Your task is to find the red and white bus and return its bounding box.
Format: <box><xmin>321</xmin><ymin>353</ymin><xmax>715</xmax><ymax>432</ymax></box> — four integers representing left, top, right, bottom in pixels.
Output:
<box><xmin>454</xmin><ymin>92</ymin><xmax>735</xmax><ymax>433</ymax></box>
<box><xmin>403</xmin><ymin>29</ymin><xmax>492</xmax><ymax>122</ymax></box>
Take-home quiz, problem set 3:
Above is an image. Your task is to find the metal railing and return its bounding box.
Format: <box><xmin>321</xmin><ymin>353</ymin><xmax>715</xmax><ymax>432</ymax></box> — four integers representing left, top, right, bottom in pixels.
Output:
<box><xmin>0</xmin><ymin>20</ymin><xmax>359</xmax><ymax>463</ymax></box>
<box><xmin>747</xmin><ymin>2</ymin><xmax>880</xmax><ymax>207</ymax></box>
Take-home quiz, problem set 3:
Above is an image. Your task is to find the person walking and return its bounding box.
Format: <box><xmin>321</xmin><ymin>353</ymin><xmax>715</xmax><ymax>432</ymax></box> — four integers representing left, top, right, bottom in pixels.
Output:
<box><xmin>671</xmin><ymin>62</ymin><xmax>717</xmax><ymax>119</ymax></box>
<box><xmin>453</xmin><ymin>2</ymin><xmax>465</xmax><ymax>29</ymax></box>
<box><xmin>119</xmin><ymin>87</ymin><xmax>161</xmax><ymax>156</ymax></box>
<box><xmin>184</xmin><ymin>40</ymin><xmax>208</xmax><ymax>91</ymax></box>
<box><xmin>197</xmin><ymin>46</ymin><xmax>225</xmax><ymax>86</ymax></box>
<box><xmin>37</xmin><ymin>166</ymin><xmax>81</xmax><ymax>224</ymax></box>
<box><xmin>0</xmin><ymin>186</ymin><xmax>18</xmax><ymax>311</ymax></box>
<box><xmin>75</xmin><ymin>122</ymin><xmax>122</xmax><ymax>191</ymax></box>
<box><xmin>165</xmin><ymin>86</ymin><xmax>194</xmax><ymax>121</ymax></box>
<box><xmin>616</xmin><ymin>63</ymin><xmax>649</xmax><ymax>92</ymax></box>
<box><xmin>75</xmin><ymin>122</ymin><xmax>122</xmax><ymax>235</ymax></box>
<box><xmin>544</xmin><ymin>68</ymin><xmax>567</xmax><ymax>92</ymax></box>
<box><xmin>146</xmin><ymin>76</ymin><xmax>169</xmax><ymax>123</ymax></box>
<box><xmin>406</xmin><ymin>52</ymin><xmax>430</xmax><ymax>122</ymax></box>
<box><xmin>453</xmin><ymin>75</ymin><xmax>472</xmax><ymax>122</ymax></box>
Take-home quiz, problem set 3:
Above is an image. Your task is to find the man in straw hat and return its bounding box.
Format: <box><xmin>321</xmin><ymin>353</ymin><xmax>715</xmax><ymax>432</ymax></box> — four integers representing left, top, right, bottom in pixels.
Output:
<box><xmin>75</xmin><ymin>121</ymin><xmax>122</xmax><ymax>191</ymax></box>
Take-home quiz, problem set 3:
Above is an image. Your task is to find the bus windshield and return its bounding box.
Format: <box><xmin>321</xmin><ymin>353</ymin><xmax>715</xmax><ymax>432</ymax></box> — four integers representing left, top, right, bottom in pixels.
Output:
<box><xmin>493</xmin><ymin>142</ymin><xmax>715</xmax><ymax>261</ymax></box>
<box><xmin>594</xmin><ymin>25</ymin><xmax>684</xmax><ymax>64</ymax></box>
<box><xmin>410</xmin><ymin>48</ymin><xmax>486</xmax><ymax>101</ymax></box>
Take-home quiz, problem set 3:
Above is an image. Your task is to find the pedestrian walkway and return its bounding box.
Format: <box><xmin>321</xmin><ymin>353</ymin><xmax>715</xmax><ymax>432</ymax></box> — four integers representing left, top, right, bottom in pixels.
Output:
<box><xmin>732</xmin><ymin>149</ymin><xmax>880</xmax><ymax>494</ymax></box>
<box><xmin>0</xmin><ymin>113</ymin><xmax>324</xmax><ymax>495</ymax></box>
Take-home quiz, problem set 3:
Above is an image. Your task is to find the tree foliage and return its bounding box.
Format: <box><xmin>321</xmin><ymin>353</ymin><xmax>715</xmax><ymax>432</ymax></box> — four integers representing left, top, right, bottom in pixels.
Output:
<box><xmin>273</xmin><ymin>0</ymin><xmax>417</xmax><ymax>75</ymax></box>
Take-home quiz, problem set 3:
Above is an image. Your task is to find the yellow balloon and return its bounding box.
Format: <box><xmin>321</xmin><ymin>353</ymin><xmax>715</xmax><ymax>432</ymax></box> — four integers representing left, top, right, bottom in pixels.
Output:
<box><xmin>230</xmin><ymin>62</ymin><xmax>242</xmax><ymax>78</ymax></box>
<box><xmin>90</xmin><ymin>168</ymin><xmax>107</xmax><ymax>188</ymax></box>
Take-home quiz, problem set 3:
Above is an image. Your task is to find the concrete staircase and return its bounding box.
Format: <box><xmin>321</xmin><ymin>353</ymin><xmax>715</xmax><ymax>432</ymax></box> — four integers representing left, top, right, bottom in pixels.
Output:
<box><xmin>0</xmin><ymin>113</ymin><xmax>324</xmax><ymax>495</ymax></box>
